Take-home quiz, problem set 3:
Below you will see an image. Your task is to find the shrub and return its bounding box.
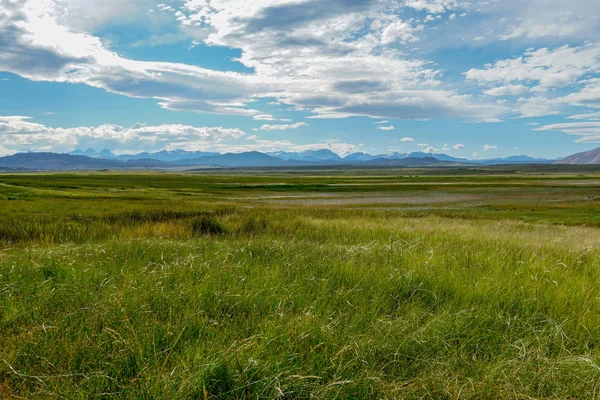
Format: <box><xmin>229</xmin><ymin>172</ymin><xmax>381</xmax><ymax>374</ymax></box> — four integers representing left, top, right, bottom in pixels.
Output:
<box><xmin>191</xmin><ymin>216</ymin><xmax>225</xmax><ymax>236</ymax></box>
<box><xmin>240</xmin><ymin>216</ymin><xmax>268</xmax><ymax>235</ymax></box>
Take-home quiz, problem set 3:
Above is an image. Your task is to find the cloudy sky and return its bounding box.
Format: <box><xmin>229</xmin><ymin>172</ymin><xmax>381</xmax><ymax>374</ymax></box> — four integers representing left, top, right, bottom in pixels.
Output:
<box><xmin>1</xmin><ymin>0</ymin><xmax>599</xmax><ymax>158</ymax></box>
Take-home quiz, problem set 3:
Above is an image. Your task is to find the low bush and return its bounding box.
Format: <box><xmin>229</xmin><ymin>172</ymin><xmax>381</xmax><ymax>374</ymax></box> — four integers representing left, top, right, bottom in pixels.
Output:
<box><xmin>191</xmin><ymin>215</ymin><xmax>225</xmax><ymax>236</ymax></box>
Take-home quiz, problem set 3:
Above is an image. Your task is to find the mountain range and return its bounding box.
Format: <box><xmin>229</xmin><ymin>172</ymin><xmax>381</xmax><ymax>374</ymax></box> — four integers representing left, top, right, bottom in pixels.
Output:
<box><xmin>0</xmin><ymin>147</ymin><xmax>576</xmax><ymax>171</ymax></box>
<box><xmin>555</xmin><ymin>147</ymin><xmax>600</xmax><ymax>165</ymax></box>
<box><xmin>69</xmin><ymin>148</ymin><xmax>556</xmax><ymax>164</ymax></box>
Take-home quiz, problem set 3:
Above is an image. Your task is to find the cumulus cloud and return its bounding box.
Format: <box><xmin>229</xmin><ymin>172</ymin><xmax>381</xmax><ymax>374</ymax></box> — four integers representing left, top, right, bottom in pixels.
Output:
<box><xmin>484</xmin><ymin>85</ymin><xmax>529</xmax><ymax>97</ymax></box>
<box><xmin>4</xmin><ymin>0</ymin><xmax>600</xmax><ymax>153</ymax></box>
<box><xmin>514</xmin><ymin>96</ymin><xmax>562</xmax><ymax>118</ymax></box>
<box><xmin>0</xmin><ymin>0</ymin><xmax>506</xmax><ymax>124</ymax></box>
<box><xmin>401</xmin><ymin>137</ymin><xmax>415</xmax><ymax>142</ymax></box>
<box><xmin>260</xmin><ymin>122</ymin><xmax>308</xmax><ymax>131</ymax></box>
<box><xmin>492</xmin><ymin>0</ymin><xmax>600</xmax><ymax>41</ymax></box>
<box><xmin>0</xmin><ymin>116</ymin><xmax>246</xmax><ymax>154</ymax></box>
<box><xmin>453</xmin><ymin>143</ymin><xmax>465</xmax><ymax>150</ymax></box>
<box><xmin>0</xmin><ymin>116</ymin><xmax>365</xmax><ymax>155</ymax></box>
<box><xmin>0</xmin><ymin>0</ymin><xmax>269</xmax><ymax>116</ymax></box>
<box><xmin>377</xmin><ymin>125</ymin><xmax>395</xmax><ymax>131</ymax></box>
<box><xmin>483</xmin><ymin>144</ymin><xmax>497</xmax><ymax>151</ymax></box>
<box><xmin>466</xmin><ymin>44</ymin><xmax>600</xmax><ymax>91</ymax></box>
<box><xmin>380</xmin><ymin>18</ymin><xmax>422</xmax><ymax>44</ymax></box>
<box><xmin>404</xmin><ymin>0</ymin><xmax>460</xmax><ymax>14</ymax></box>
<box><xmin>288</xmin><ymin>140</ymin><xmax>361</xmax><ymax>156</ymax></box>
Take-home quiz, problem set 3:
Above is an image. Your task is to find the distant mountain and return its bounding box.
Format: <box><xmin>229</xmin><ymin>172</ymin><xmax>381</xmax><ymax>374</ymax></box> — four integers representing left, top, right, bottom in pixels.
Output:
<box><xmin>69</xmin><ymin>149</ymin><xmax>221</xmax><ymax>161</ymax></box>
<box><xmin>69</xmin><ymin>148</ymin><xmax>109</xmax><ymax>159</ymax></box>
<box><xmin>406</xmin><ymin>152</ymin><xmax>472</xmax><ymax>163</ymax></box>
<box><xmin>344</xmin><ymin>152</ymin><xmax>409</xmax><ymax>161</ymax></box>
<box><xmin>384</xmin><ymin>152</ymin><xmax>408</xmax><ymax>159</ymax></box>
<box><xmin>267</xmin><ymin>149</ymin><xmax>342</xmax><ymax>162</ymax></box>
<box><xmin>118</xmin><ymin>150</ymin><xmax>220</xmax><ymax>162</ymax></box>
<box><xmin>556</xmin><ymin>147</ymin><xmax>600</xmax><ymax>164</ymax></box>
<box><xmin>171</xmin><ymin>151</ymin><xmax>297</xmax><ymax>167</ymax></box>
<box><xmin>479</xmin><ymin>155</ymin><xmax>555</xmax><ymax>165</ymax></box>
<box><xmin>0</xmin><ymin>153</ymin><xmax>164</xmax><ymax>170</ymax></box>
<box><xmin>3</xmin><ymin>149</ymin><xmax>564</xmax><ymax>170</ymax></box>
<box><xmin>361</xmin><ymin>156</ymin><xmax>455</xmax><ymax>166</ymax></box>
<box><xmin>99</xmin><ymin>149</ymin><xmax>117</xmax><ymax>159</ymax></box>
<box><xmin>344</xmin><ymin>152</ymin><xmax>381</xmax><ymax>162</ymax></box>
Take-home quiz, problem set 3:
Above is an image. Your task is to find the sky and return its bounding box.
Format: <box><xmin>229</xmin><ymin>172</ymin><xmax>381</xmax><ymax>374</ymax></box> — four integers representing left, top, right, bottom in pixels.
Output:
<box><xmin>1</xmin><ymin>0</ymin><xmax>600</xmax><ymax>159</ymax></box>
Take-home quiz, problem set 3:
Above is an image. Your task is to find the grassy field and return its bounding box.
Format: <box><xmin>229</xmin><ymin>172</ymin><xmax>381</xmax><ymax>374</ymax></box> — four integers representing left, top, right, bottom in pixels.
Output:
<box><xmin>2</xmin><ymin>167</ymin><xmax>600</xmax><ymax>398</ymax></box>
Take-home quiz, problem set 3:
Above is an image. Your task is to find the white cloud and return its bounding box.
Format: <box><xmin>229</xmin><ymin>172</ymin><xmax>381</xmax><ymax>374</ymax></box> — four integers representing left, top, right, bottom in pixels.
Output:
<box><xmin>252</xmin><ymin>114</ymin><xmax>277</xmax><ymax>121</ymax></box>
<box><xmin>288</xmin><ymin>140</ymin><xmax>360</xmax><ymax>156</ymax></box>
<box><xmin>0</xmin><ymin>116</ymin><xmax>246</xmax><ymax>154</ymax></box>
<box><xmin>0</xmin><ymin>115</ymin><xmax>367</xmax><ymax>155</ymax></box>
<box><xmin>466</xmin><ymin>44</ymin><xmax>600</xmax><ymax>91</ymax></box>
<box><xmin>0</xmin><ymin>0</ymin><xmax>272</xmax><ymax>117</ymax></box>
<box><xmin>534</xmin><ymin>121</ymin><xmax>600</xmax><ymax>142</ymax></box>
<box><xmin>499</xmin><ymin>23</ymin><xmax>578</xmax><ymax>41</ymax></box>
<box><xmin>0</xmin><ymin>145</ymin><xmax>15</xmax><ymax>156</ymax></box>
<box><xmin>514</xmin><ymin>96</ymin><xmax>561</xmax><ymax>118</ymax></box>
<box><xmin>483</xmin><ymin>144</ymin><xmax>497</xmax><ymax>151</ymax></box>
<box><xmin>453</xmin><ymin>143</ymin><xmax>465</xmax><ymax>150</ymax></box>
<box><xmin>401</xmin><ymin>137</ymin><xmax>415</xmax><ymax>142</ymax></box>
<box><xmin>404</xmin><ymin>0</ymin><xmax>460</xmax><ymax>14</ymax></box>
<box><xmin>424</xmin><ymin>146</ymin><xmax>438</xmax><ymax>153</ymax></box>
<box><xmin>0</xmin><ymin>0</ymin><xmax>506</xmax><ymax>124</ymax></box>
<box><xmin>441</xmin><ymin>143</ymin><xmax>450</xmax><ymax>151</ymax></box>
<box><xmin>495</xmin><ymin>0</ymin><xmax>599</xmax><ymax>41</ymax></box>
<box><xmin>377</xmin><ymin>125</ymin><xmax>395</xmax><ymax>131</ymax></box>
<box><xmin>375</xmin><ymin>120</ymin><xmax>389</xmax><ymax>124</ymax></box>
<box><xmin>260</xmin><ymin>122</ymin><xmax>308</xmax><ymax>131</ymax></box>
<box><xmin>380</xmin><ymin>18</ymin><xmax>422</xmax><ymax>45</ymax></box>
<box><xmin>484</xmin><ymin>85</ymin><xmax>529</xmax><ymax>97</ymax></box>
<box><xmin>557</xmin><ymin>78</ymin><xmax>600</xmax><ymax>110</ymax></box>
<box><xmin>568</xmin><ymin>112</ymin><xmax>600</xmax><ymax>121</ymax></box>
<box><xmin>54</xmin><ymin>0</ymin><xmax>157</xmax><ymax>31</ymax></box>
<box><xmin>467</xmin><ymin>0</ymin><xmax>599</xmax><ymax>44</ymax></box>
<box><xmin>472</xmin><ymin>152</ymin><xmax>478</xmax><ymax>157</ymax></box>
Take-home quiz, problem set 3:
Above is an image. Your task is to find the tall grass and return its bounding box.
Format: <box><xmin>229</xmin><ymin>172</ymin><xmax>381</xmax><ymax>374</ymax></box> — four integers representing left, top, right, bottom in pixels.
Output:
<box><xmin>2</xmin><ymin>172</ymin><xmax>600</xmax><ymax>398</ymax></box>
<box><xmin>2</xmin><ymin>210</ymin><xmax>600</xmax><ymax>398</ymax></box>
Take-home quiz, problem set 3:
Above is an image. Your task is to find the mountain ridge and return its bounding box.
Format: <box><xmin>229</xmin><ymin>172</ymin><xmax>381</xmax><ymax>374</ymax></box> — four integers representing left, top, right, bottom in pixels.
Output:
<box><xmin>556</xmin><ymin>147</ymin><xmax>600</xmax><ymax>164</ymax></box>
<box><xmin>0</xmin><ymin>149</ymin><xmax>562</xmax><ymax>171</ymax></box>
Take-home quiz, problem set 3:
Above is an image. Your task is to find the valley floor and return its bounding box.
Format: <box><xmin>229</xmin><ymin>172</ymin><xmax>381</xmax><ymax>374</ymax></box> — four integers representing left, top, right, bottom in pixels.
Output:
<box><xmin>1</xmin><ymin>167</ymin><xmax>600</xmax><ymax>398</ymax></box>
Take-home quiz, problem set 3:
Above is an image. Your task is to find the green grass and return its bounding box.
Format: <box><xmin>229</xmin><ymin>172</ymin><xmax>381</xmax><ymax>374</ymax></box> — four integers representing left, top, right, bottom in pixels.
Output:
<box><xmin>2</xmin><ymin>169</ymin><xmax>600</xmax><ymax>398</ymax></box>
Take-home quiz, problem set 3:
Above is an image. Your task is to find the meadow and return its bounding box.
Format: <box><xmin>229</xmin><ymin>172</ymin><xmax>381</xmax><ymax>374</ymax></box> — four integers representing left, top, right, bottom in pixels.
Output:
<box><xmin>2</xmin><ymin>167</ymin><xmax>600</xmax><ymax>398</ymax></box>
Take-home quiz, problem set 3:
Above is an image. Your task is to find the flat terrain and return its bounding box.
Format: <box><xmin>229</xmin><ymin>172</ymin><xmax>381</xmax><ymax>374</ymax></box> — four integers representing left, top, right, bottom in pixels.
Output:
<box><xmin>2</xmin><ymin>166</ymin><xmax>600</xmax><ymax>398</ymax></box>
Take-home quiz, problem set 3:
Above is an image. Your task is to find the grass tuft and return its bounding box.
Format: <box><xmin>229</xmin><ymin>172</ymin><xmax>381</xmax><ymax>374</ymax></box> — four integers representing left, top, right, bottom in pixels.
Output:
<box><xmin>191</xmin><ymin>215</ymin><xmax>226</xmax><ymax>236</ymax></box>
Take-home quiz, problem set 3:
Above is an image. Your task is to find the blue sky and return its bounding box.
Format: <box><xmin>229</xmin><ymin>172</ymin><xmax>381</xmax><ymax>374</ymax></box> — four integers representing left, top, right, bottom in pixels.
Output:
<box><xmin>1</xmin><ymin>0</ymin><xmax>599</xmax><ymax>159</ymax></box>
